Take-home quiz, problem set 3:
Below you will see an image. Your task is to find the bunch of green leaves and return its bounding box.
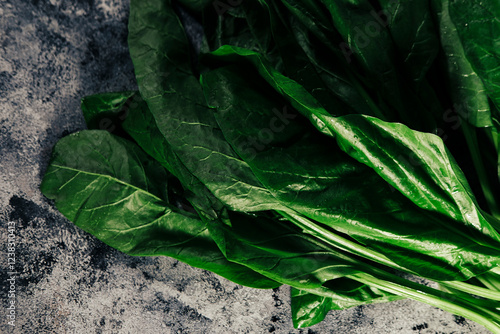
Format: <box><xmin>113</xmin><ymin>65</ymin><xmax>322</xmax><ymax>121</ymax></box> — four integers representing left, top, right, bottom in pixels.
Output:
<box><xmin>41</xmin><ymin>0</ymin><xmax>500</xmax><ymax>330</ymax></box>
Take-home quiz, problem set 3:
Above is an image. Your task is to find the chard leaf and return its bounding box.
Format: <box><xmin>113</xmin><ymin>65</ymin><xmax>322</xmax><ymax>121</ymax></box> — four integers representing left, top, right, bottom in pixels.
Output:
<box><xmin>128</xmin><ymin>0</ymin><xmax>285</xmax><ymax>213</ymax></box>
<box><xmin>201</xmin><ymin>54</ymin><xmax>500</xmax><ymax>280</ymax></box>
<box><xmin>200</xmin><ymin>1</ymin><xmax>279</xmax><ymax>61</ymax></box>
<box><xmin>40</xmin><ymin>130</ymin><xmax>280</xmax><ymax>289</ymax></box>
<box><xmin>251</xmin><ymin>1</ymin><xmax>372</xmax><ymax>117</ymax></box>
<box><xmin>432</xmin><ymin>0</ymin><xmax>494</xmax><ymax>128</ymax></box>
<box><xmin>206</xmin><ymin>45</ymin><xmax>499</xmax><ymax>235</ymax></box>
<box><xmin>432</xmin><ymin>0</ymin><xmax>500</xmax><ymax>218</ymax></box>
<box><xmin>278</xmin><ymin>0</ymin><xmax>334</xmax><ymax>35</ymax></box>
<box><xmin>77</xmin><ymin>88</ymin><xmax>406</xmax><ymax>315</ymax></box>
<box><xmin>291</xmin><ymin>283</ymin><xmax>402</xmax><ymax>328</ymax></box>
<box><xmin>209</xmin><ymin>210</ymin><xmax>365</xmax><ymax>289</ymax></box>
<box><xmin>376</xmin><ymin>0</ymin><xmax>444</xmax><ymax>125</ymax></box>
<box><xmin>448</xmin><ymin>0</ymin><xmax>500</xmax><ymax>119</ymax></box>
<box><xmin>291</xmin><ymin>288</ymin><xmax>334</xmax><ymax>328</ymax></box>
<box><xmin>81</xmin><ymin>91</ymin><xmax>136</xmax><ymax>130</ymax></box>
<box><xmin>278</xmin><ymin>0</ymin><xmax>338</xmax><ymax>52</ymax></box>
<box><xmin>319</xmin><ymin>0</ymin><xmax>436</xmax><ymax>131</ymax></box>
<box><xmin>266</xmin><ymin>0</ymin><xmax>389</xmax><ymax>119</ymax></box>
<box><xmin>79</xmin><ymin>90</ymin><xmax>412</xmax><ymax>281</ymax></box>
<box><xmin>379</xmin><ymin>0</ymin><xmax>439</xmax><ymax>85</ymax></box>
<box><xmin>81</xmin><ymin>91</ymin><xmax>222</xmax><ymax>219</ymax></box>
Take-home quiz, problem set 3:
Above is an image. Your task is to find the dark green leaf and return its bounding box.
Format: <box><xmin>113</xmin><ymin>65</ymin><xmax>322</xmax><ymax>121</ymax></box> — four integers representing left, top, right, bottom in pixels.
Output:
<box><xmin>432</xmin><ymin>0</ymin><xmax>494</xmax><ymax>128</ymax></box>
<box><xmin>449</xmin><ymin>0</ymin><xmax>500</xmax><ymax>119</ymax></box>
<box><xmin>128</xmin><ymin>0</ymin><xmax>286</xmax><ymax>213</ymax></box>
<box><xmin>201</xmin><ymin>56</ymin><xmax>500</xmax><ymax>280</ymax></box>
<box><xmin>40</xmin><ymin>130</ymin><xmax>280</xmax><ymax>289</ymax></box>
<box><xmin>291</xmin><ymin>283</ymin><xmax>402</xmax><ymax>328</ymax></box>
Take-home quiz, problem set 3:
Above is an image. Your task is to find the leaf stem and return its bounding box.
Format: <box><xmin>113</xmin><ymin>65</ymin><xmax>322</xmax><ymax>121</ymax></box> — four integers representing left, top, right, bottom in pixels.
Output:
<box><xmin>349</xmin><ymin>272</ymin><xmax>500</xmax><ymax>333</ymax></box>
<box><xmin>278</xmin><ymin>210</ymin><xmax>418</xmax><ymax>275</ymax></box>
<box><xmin>280</xmin><ymin>209</ymin><xmax>500</xmax><ymax>331</ymax></box>
<box><xmin>477</xmin><ymin>270</ymin><xmax>500</xmax><ymax>292</ymax></box>
<box><xmin>440</xmin><ymin>280</ymin><xmax>500</xmax><ymax>301</ymax></box>
<box><xmin>460</xmin><ymin>120</ymin><xmax>500</xmax><ymax>219</ymax></box>
<box><xmin>438</xmin><ymin>284</ymin><xmax>500</xmax><ymax>309</ymax></box>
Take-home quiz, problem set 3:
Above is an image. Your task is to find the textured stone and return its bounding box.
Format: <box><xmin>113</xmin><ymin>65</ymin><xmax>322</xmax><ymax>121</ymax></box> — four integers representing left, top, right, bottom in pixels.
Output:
<box><xmin>0</xmin><ymin>1</ymin><xmax>491</xmax><ymax>333</ymax></box>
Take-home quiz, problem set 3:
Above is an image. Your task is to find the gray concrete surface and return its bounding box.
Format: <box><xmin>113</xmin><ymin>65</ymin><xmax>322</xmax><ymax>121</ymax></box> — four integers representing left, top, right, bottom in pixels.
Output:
<box><xmin>0</xmin><ymin>0</ymin><xmax>492</xmax><ymax>333</ymax></box>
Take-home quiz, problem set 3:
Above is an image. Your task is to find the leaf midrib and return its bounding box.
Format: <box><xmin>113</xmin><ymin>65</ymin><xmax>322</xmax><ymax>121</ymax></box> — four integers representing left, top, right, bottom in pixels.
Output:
<box><xmin>51</xmin><ymin>163</ymin><xmax>164</xmax><ymax>203</ymax></box>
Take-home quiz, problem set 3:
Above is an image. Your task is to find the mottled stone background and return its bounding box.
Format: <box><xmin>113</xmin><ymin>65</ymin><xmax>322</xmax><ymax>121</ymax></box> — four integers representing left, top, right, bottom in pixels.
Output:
<box><xmin>0</xmin><ymin>0</ymin><xmax>491</xmax><ymax>333</ymax></box>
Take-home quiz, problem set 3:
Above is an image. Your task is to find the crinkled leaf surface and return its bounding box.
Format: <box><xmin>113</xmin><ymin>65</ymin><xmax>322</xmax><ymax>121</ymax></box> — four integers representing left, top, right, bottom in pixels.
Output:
<box><xmin>40</xmin><ymin>130</ymin><xmax>279</xmax><ymax>289</ymax></box>
<box><xmin>128</xmin><ymin>0</ymin><xmax>286</xmax><ymax>213</ymax></box>
<box><xmin>206</xmin><ymin>46</ymin><xmax>500</xmax><ymax>236</ymax></box>
<box><xmin>82</xmin><ymin>91</ymin><xmax>225</xmax><ymax>220</ymax></box>
<box><xmin>202</xmin><ymin>54</ymin><xmax>500</xmax><ymax>280</ymax></box>
<box><xmin>39</xmin><ymin>0</ymin><xmax>500</xmax><ymax>330</ymax></box>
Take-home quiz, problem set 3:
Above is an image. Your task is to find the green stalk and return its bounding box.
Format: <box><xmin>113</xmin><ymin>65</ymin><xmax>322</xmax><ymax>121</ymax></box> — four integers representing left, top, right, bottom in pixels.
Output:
<box><xmin>280</xmin><ymin>209</ymin><xmax>500</xmax><ymax>331</ymax></box>
<box><xmin>478</xmin><ymin>270</ymin><xmax>500</xmax><ymax>292</ymax></box>
<box><xmin>438</xmin><ymin>284</ymin><xmax>500</xmax><ymax>309</ymax></box>
<box><xmin>461</xmin><ymin>120</ymin><xmax>500</xmax><ymax>219</ymax></box>
<box><xmin>440</xmin><ymin>280</ymin><xmax>500</xmax><ymax>301</ymax></box>
<box><xmin>482</xmin><ymin>210</ymin><xmax>500</xmax><ymax>232</ymax></box>
<box><xmin>361</xmin><ymin>267</ymin><xmax>500</xmax><ymax>326</ymax></box>
<box><xmin>483</xmin><ymin>123</ymin><xmax>499</xmax><ymax>153</ymax></box>
<box><xmin>348</xmin><ymin>271</ymin><xmax>500</xmax><ymax>333</ymax></box>
<box><xmin>278</xmin><ymin>210</ymin><xmax>418</xmax><ymax>275</ymax></box>
<box><xmin>281</xmin><ymin>209</ymin><xmax>500</xmax><ymax>285</ymax></box>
